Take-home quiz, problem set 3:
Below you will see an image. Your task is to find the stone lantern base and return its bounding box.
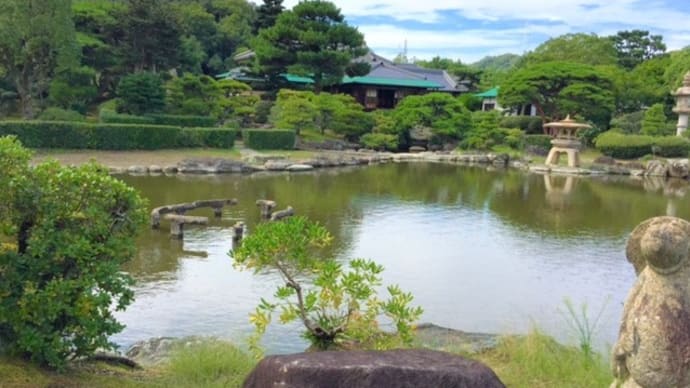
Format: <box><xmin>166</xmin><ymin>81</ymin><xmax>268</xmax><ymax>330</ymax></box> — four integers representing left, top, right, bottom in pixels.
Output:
<box><xmin>545</xmin><ymin>139</ymin><xmax>582</xmax><ymax>168</ymax></box>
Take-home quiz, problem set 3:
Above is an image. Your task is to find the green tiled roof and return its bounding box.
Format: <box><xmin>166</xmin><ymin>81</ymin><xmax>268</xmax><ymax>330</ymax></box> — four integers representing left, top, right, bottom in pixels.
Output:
<box><xmin>342</xmin><ymin>76</ymin><xmax>441</xmax><ymax>88</ymax></box>
<box><xmin>474</xmin><ymin>87</ymin><xmax>499</xmax><ymax>98</ymax></box>
<box><xmin>284</xmin><ymin>74</ymin><xmax>314</xmax><ymax>84</ymax></box>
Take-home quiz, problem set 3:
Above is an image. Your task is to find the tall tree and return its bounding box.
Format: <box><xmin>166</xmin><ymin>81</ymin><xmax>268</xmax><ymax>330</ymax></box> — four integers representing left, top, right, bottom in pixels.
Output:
<box><xmin>254</xmin><ymin>0</ymin><xmax>367</xmax><ymax>93</ymax></box>
<box><xmin>254</xmin><ymin>0</ymin><xmax>283</xmax><ymax>33</ymax></box>
<box><xmin>611</xmin><ymin>30</ymin><xmax>666</xmax><ymax>70</ymax></box>
<box><xmin>0</xmin><ymin>0</ymin><xmax>78</xmax><ymax>118</ymax></box>
<box><xmin>499</xmin><ymin>61</ymin><xmax>615</xmax><ymax>128</ymax></box>
<box><xmin>118</xmin><ymin>0</ymin><xmax>182</xmax><ymax>72</ymax></box>
<box><xmin>520</xmin><ymin>33</ymin><xmax>618</xmax><ymax>67</ymax></box>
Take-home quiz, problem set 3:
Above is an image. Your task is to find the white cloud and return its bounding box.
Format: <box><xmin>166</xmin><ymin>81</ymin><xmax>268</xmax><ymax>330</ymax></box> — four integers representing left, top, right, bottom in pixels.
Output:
<box><xmin>276</xmin><ymin>0</ymin><xmax>690</xmax><ymax>61</ymax></box>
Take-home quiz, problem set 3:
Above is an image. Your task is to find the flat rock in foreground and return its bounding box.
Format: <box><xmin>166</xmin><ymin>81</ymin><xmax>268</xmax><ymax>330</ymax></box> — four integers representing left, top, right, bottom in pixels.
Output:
<box><xmin>243</xmin><ymin>349</ymin><xmax>505</xmax><ymax>388</ymax></box>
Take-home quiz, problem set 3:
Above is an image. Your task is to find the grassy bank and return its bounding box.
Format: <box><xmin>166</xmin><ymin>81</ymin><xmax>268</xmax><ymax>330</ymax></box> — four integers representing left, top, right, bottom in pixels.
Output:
<box><xmin>0</xmin><ymin>331</ymin><xmax>611</xmax><ymax>388</ymax></box>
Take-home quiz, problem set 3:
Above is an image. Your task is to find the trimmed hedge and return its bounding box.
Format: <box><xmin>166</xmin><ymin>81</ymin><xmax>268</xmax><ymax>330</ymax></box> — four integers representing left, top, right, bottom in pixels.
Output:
<box><xmin>244</xmin><ymin>129</ymin><xmax>295</xmax><ymax>150</ymax></box>
<box><xmin>99</xmin><ymin>110</ymin><xmax>216</xmax><ymax>127</ymax></box>
<box><xmin>99</xmin><ymin>109</ymin><xmax>155</xmax><ymax>125</ymax></box>
<box><xmin>499</xmin><ymin>116</ymin><xmax>543</xmax><ymax>134</ymax></box>
<box><xmin>178</xmin><ymin>128</ymin><xmax>236</xmax><ymax>148</ymax></box>
<box><xmin>146</xmin><ymin>114</ymin><xmax>217</xmax><ymax>128</ymax></box>
<box><xmin>595</xmin><ymin>131</ymin><xmax>690</xmax><ymax>159</ymax></box>
<box><xmin>0</xmin><ymin>121</ymin><xmax>235</xmax><ymax>150</ymax></box>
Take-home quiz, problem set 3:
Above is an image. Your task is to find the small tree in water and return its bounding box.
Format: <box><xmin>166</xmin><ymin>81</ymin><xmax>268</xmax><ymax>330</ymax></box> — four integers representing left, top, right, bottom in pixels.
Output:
<box><xmin>231</xmin><ymin>216</ymin><xmax>423</xmax><ymax>356</ymax></box>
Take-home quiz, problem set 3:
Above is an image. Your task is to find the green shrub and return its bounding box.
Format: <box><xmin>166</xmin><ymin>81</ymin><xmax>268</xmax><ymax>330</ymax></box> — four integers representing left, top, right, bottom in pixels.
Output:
<box><xmin>99</xmin><ymin>109</ymin><xmax>155</xmax><ymax>125</ymax></box>
<box><xmin>523</xmin><ymin>134</ymin><xmax>552</xmax><ymax>150</ymax></box>
<box><xmin>244</xmin><ymin>129</ymin><xmax>295</xmax><ymax>150</ymax></box>
<box><xmin>0</xmin><ymin>121</ymin><xmax>233</xmax><ymax>150</ymax></box>
<box><xmin>254</xmin><ymin>100</ymin><xmax>274</xmax><ymax>124</ymax></box>
<box><xmin>595</xmin><ymin>132</ymin><xmax>653</xmax><ymax>159</ymax></box>
<box><xmin>641</xmin><ymin>103</ymin><xmax>673</xmax><ymax>136</ymax></box>
<box><xmin>499</xmin><ymin>116</ymin><xmax>543</xmax><ymax>134</ymax></box>
<box><xmin>178</xmin><ymin>128</ymin><xmax>236</xmax><ymax>148</ymax></box>
<box><xmin>116</xmin><ymin>72</ymin><xmax>165</xmax><ymax>115</ymax></box>
<box><xmin>146</xmin><ymin>114</ymin><xmax>217</xmax><ymax>127</ymax></box>
<box><xmin>610</xmin><ymin>111</ymin><xmax>644</xmax><ymax>134</ymax></box>
<box><xmin>38</xmin><ymin>108</ymin><xmax>86</xmax><ymax>122</ymax></box>
<box><xmin>653</xmin><ymin>136</ymin><xmax>690</xmax><ymax>157</ymax></box>
<box><xmin>503</xmin><ymin>128</ymin><xmax>525</xmax><ymax>149</ymax></box>
<box><xmin>361</xmin><ymin>133</ymin><xmax>398</xmax><ymax>151</ymax></box>
<box><xmin>0</xmin><ymin>137</ymin><xmax>147</xmax><ymax>369</ymax></box>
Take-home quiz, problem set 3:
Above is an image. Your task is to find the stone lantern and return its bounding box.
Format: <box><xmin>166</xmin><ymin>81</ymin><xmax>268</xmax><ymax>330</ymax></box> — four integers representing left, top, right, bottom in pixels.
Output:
<box><xmin>544</xmin><ymin>115</ymin><xmax>591</xmax><ymax>168</ymax></box>
<box><xmin>672</xmin><ymin>71</ymin><xmax>690</xmax><ymax>136</ymax></box>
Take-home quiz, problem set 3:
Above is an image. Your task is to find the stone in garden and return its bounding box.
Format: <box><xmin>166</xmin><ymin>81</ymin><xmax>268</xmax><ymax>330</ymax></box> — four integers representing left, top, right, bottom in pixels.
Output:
<box><xmin>286</xmin><ymin>164</ymin><xmax>314</xmax><ymax>172</ymax></box>
<box><xmin>644</xmin><ymin>160</ymin><xmax>669</xmax><ymax>177</ymax></box>
<box><xmin>409</xmin><ymin>146</ymin><xmax>426</xmax><ymax>153</ymax></box>
<box><xmin>669</xmin><ymin>159</ymin><xmax>689</xmax><ymax>179</ymax></box>
<box><xmin>243</xmin><ymin>349</ymin><xmax>505</xmax><ymax>388</ymax></box>
<box><xmin>593</xmin><ymin>155</ymin><xmax>616</xmax><ymax>165</ymax></box>
<box><xmin>612</xmin><ymin>216</ymin><xmax>690</xmax><ymax>387</ymax></box>
<box><xmin>127</xmin><ymin>165</ymin><xmax>148</xmax><ymax>174</ymax></box>
<box><xmin>148</xmin><ymin>165</ymin><xmax>163</xmax><ymax>173</ymax></box>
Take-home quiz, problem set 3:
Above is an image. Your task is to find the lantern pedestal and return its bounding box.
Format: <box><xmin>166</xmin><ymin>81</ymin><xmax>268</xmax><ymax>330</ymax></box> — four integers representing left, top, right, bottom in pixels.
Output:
<box><xmin>543</xmin><ymin>116</ymin><xmax>591</xmax><ymax>168</ymax></box>
<box><xmin>673</xmin><ymin>72</ymin><xmax>690</xmax><ymax>137</ymax></box>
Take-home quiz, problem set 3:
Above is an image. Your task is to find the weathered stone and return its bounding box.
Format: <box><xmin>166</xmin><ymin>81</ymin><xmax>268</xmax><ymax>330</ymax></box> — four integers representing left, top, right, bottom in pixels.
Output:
<box><xmin>177</xmin><ymin>158</ymin><xmax>250</xmax><ymax>174</ymax></box>
<box><xmin>669</xmin><ymin>159</ymin><xmax>689</xmax><ymax>178</ymax></box>
<box><xmin>286</xmin><ymin>164</ymin><xmax>314</xmax><ymax>172</ymax></box>
<box><xmin>491</xmin><ymin>153</ymin><xmax>510</xmax><ymax>167</ymax></box>
<box><xmin>148</xmin><ymin>165</ymin><xmax>163</xmax><ymax>173</ymax></box>
<box><xmin>109</xmin><ymin>167</ymin><xmax>126</xmax><ymax>175</ymax></box>
<box><xmin>612</xmin><ymin>216</ymin><xmax>690</xmax><ymax>388</ymax></box>
<box><xmin>270</xmin><ymin>206</ymin><xmax>294</xmax><ymax>221</ymax></box>
<box><xmin>256</xmin><ymin>199</ymin><xmax>276</xmax><ymax>219</ymax></box>
<box><xmin>409</xmin><ymin>146</ymin><xmax>426</xmax><ymax>153</ymax></box>
<box><xmin>593</xmin><ymin>155</ymin><xmax>616</xmax><ymax>165</ymax></box>
<box><xmin>644</xmin><ymin>159</ymin><xmax>669</xmax><ymax>177</ymax></box>
<box><xmin>127</xmin><ymin>165</ymin><xmax>148</xmax><ymax>174</ymax></box>
<box><xmin>163</xmin><ymin>165</ymin><xmax>178</xmax><ymax>174</ymax></box>
<box><xmin>243</xmin><ymin>349</ymin><xmax>505</xmax><ymax>388</ymax></box>
<box><xmin>126</xmin><ymin>337</ymin><xmax>206</xmax><ymax>367</ymax></box>
<box><xmin>264</xmin><ymin>160</ymin><xmax>291</xmax><ymax>171</ymax></box>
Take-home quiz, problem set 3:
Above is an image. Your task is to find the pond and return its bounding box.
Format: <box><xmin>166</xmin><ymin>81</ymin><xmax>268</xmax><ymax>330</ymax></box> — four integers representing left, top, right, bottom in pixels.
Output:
<box><xmin>111</xmin><ymin>162</ymin><xmax>690</xmax><ymax>354</ymax></box>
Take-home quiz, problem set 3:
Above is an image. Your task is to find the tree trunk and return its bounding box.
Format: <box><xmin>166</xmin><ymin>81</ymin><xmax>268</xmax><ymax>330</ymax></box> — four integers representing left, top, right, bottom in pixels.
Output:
<box><xmin>15</xmin><ymin>70</ymin><xmax>34</xmax><ymax>119</ymax></box>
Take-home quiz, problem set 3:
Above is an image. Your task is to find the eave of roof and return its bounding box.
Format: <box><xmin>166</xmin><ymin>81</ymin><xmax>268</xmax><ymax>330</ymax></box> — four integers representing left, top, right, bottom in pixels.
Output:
<box><xmin>342</xmin><ymin>76</ymin><xmax>441</xmax><ymax>88</ymax></box>
<box><xmin>474</xmin><ymin>87</ymin><xmax>499</xmax><ymax>98</ymax></box>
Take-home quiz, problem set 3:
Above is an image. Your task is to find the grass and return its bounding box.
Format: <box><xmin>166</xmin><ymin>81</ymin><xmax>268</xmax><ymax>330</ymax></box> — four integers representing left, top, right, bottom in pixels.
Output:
<box><xmin>299</xmin><ymin>128</ymin><xmax>343</xmax><ymax>142</ymax></box>
<box><xmin>32</xmin><ymin>148</ymin><xmax>242</xmax><ymax>168</ymax></box>
<box><xmin>1</xmin><ymin>331</ymin><xmax>611</xmax><ymax>388</ymax></box>
<box><xmin>0</xmin><ymin>340</ymin><xmax>255</xmax><ymax>388</ymax></box>
<box><xmin>474</xmin><ymin>329</ymin><xmax>611</xmax><ymax>388</ymax></box>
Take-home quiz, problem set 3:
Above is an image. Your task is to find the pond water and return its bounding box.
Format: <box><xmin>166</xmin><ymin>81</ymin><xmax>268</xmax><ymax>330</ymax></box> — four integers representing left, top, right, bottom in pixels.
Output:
<box><xmin>111</xmin><ymin>163</ymin><xmax>690</xmax><ymax>354</ymax></box>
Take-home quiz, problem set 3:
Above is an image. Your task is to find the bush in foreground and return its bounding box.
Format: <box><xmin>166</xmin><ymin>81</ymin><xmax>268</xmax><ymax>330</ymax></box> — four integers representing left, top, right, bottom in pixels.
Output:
<box><xmin>231</xmin><ymin>217</ymin><xmax>423</xmax><ymax>356</ymax></box>
<box><xmin>0</xmin><ymin>136</ymin><xmax>147</xmax><ymax>369</ymax></box>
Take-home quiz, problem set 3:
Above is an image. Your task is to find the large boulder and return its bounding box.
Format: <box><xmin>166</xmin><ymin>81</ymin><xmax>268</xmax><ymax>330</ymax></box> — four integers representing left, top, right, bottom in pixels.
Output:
<box><xmin>644</xmin><ymin>160</ymin><xmax>669</xmax><ymax>177</ymax></box>
<box><xmin>177</xmin><ymin>158</ymin><xmax>251</xmax><ymax>174</ymax></box>
<box><xmin>612</xmin><ymin>216</ymin><xmax>690</xmax><ymax>387</ymax></box>
<box><xmin>243</xmin><ymin>349</ymin><xmax>504</xmax><ymax>388</ymax></box>
<box><xmin>669</xmin><ymin>159</ymin><xmax>689</xmax><ymax>179</ymax></box>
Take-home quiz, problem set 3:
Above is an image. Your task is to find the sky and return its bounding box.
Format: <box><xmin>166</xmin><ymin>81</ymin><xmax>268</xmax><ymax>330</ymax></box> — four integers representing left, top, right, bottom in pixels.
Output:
<box><xmin>281</xmin><ymin>0</ymin><xmax>690</xmax><ymax>64</ymax></box>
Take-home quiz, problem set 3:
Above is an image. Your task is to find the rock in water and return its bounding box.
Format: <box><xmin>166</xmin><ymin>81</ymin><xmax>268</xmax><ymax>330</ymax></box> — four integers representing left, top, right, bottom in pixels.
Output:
<box><xmin>243</xmin><ymin>349</ymin><xmax>505</xmax><ymax>388</ymax></box>
<box><xmin>612</xmin><ymin>216</ymin><xmax>690</xmax><ymax>387</ymax></box>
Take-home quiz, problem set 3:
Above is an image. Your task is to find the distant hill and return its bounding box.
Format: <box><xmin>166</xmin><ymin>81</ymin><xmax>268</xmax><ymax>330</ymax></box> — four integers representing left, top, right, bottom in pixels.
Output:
<box><xmin>471</xmin><ymin>54</ymin><xmax>521</xmax><ymax>71</ymax></box>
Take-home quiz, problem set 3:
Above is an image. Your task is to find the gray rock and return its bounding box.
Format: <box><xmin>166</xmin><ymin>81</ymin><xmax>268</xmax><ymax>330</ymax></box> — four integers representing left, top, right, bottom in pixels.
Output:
<box><xmin>109</xmin><ymin>167</ymin><xmax>126</xmax><ymax>175</ymax></box>
<box><xmin>127</xmin><ymin>165</ymin><xmax>148</xmax><ymax>174</ymax></box>
<box><xmin>243</xmin><ymin>349</ymin><xmax>505</xmax><ymax>388</ymax></box>
<box><xmin>148</xmin><ymin>165</ymin><xmax>163</xmax><ymax>173</ymax></box>
<box><xmin>177</xmin><ymin>159</ymin><xmax>250</xmax><ymax>174</ymax></box>
<box><xmin>264</xmin><ymin>160</ymin><xmax>292</xmax><ymax>171</ymax></box>
<box><xmin>669</xmin><ymin>159</ymin><xmax>689</xmax><ymax>179</ymax></box>
<box><xmin>163</xmin><ymin>165</ymin><xmax>178</xmax><ymax>174</ymax></box>
<box><xmin>644</xmin><ymin>160</ymin><xmax>669</xmax><ymax>177</ymax></box>
<box><xmin>286</xmin><ymin>164</ymin><xmax>314</xmax><ymax>172</ymax></box>
<box><xmin>409</xmin><ymin>146</ymin><xmax>426</xmax><ymax>153</ymax></box>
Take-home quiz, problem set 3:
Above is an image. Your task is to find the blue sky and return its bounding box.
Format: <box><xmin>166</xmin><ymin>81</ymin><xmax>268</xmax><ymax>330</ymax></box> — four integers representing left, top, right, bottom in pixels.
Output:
<box><xmin>281</xmin><ymin>0</ymin><xmax>690</xmax><ymax>63</ymax></box>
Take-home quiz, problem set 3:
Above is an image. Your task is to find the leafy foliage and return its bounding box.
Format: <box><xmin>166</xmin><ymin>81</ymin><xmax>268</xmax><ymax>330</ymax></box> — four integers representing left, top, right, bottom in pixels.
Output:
<box><xmin>254</xmin><ymin>0</ymin><xmax>284</xmax><ymax>33</ymax></box>
<box><xmin>595</xmin><ymin>131</ymin><xmax>690</xmax><ymax>158</ymax></box>
<box><xmin>37</xmin><ymin>108</ymin><xmax>86</xmax><ymax>122</ymax></box>
<box><xmin>521</xmin><ymin>33</ymin><xmax>618</xmax><ymax>67</ymax></box>
<box><xmin>48</xmin><ymin>67</ymin><xmax>98</xmax><ymax>114</ymax></box>
<box><xmin>254</xmin><ymin>0</ymin><xmax>367</xmax><ymax>93</ymax></box>
<box><xmin>610</xmin><ymin>111</ymin><xmax>645</xmax><ymax>134</ymax></box>
<box><xmin>0</xmin><ymin>136</ymin><xmax>147</xmax><ymax>369</ymax></box>
<box><xmin>612</xmin><ymin>30</ymin><xmax>666</xmax><ymax>70</ymax></box>
<box><xmin>499</xmin><ymin>61</ymin><xmax>615</xmax><ymax>128</ymax></box>
<box><xmin>392</xmin><ymin>93</ymin><xmax>472</xmax><ymax>142</ymax></box>
<box><xmin>0</xmin><ymin>121</ymin><xmax>234</xmax><ymax>150</ymax></box>
<box><xmin>116</xmin><ymin>72</ymin><xmax>166</xmax><ymax>115</ymax></box>
<box><xmin>231</xmin><ymin>217</ymin><xmax>423</xmax><ymax>356</ymax></box>
<box><xmin>166</xmin><ymin>74</ymin><xmax>221</xmax><ymax>116</ymax></box>
<box><xmin>0</xmin><ymin>0</ymin><xmax>78</xmax><ymax>118</ymax></box>
<box><xmin>360</xmin><ymin>133</ymin><xmax>398</xmax><ymax>151</ymax></box>
<box><xmin>244</xmin><ymin>129</ymin><xmax>295</xmax><ymax>150</ymax></box>
<box><xmin>641</xmin><ymin>103</ymin><xmax>673</xmax><ymax>136</ymax></box>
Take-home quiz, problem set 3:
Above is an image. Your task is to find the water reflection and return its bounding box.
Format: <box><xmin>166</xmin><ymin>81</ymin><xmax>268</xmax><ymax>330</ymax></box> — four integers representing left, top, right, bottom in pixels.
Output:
<box><xmin>112</xmin><ymin>164</ymin><xmax>690</xmax><ymax>353</ymax></box>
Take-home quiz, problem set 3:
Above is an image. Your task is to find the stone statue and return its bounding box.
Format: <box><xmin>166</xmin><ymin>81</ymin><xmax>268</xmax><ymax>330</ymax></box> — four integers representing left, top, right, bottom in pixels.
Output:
<box><xmin>612</xmin><ymin>216</ymin><xmax>690</xmax><ymax>387</ymax></box>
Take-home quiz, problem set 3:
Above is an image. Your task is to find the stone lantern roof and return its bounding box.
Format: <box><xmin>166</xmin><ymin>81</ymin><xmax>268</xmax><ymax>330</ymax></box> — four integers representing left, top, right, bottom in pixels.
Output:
<box><xmin>543</xmin><ymin>115</ymin><xmax>591</xmax><ymax>130</ymax></box>
<box><xmin>673</xmin><ymin>71</ymin><xmax>690</xmax><ymax>115</ymax></box>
